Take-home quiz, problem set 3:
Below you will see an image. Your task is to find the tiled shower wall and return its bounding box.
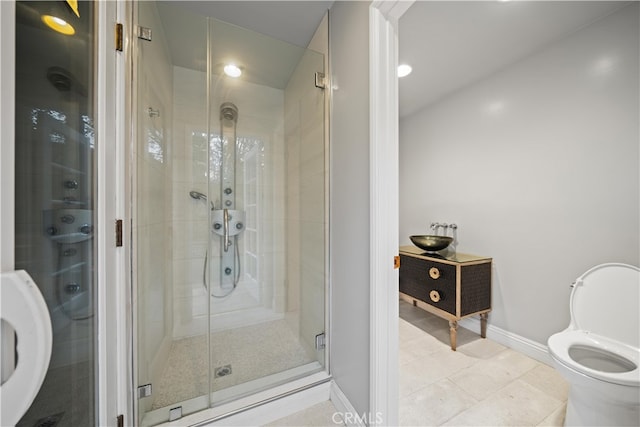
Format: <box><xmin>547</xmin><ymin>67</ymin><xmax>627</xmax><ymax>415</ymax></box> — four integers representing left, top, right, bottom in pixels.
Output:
<box><xmin>170</xmin><ymin>66</ymin><xmax>208</xmax><ymax>338</ymax></box>
<box><xmin>171</xmin><ymin>66</ymin><xmax>287</xmax><ymax>339</ymax></box>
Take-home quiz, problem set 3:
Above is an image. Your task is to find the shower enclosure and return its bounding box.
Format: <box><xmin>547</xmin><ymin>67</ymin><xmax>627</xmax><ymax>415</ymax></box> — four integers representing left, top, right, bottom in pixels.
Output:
<box><xmin>133</xmin><ymin>2</ymin><xmax>328</xmax><ymax>424</ymax></box>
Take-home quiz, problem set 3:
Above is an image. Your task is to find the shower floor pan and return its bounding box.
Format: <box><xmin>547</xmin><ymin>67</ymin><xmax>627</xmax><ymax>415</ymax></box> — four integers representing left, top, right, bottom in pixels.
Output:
<box><xmin>144</xmin><ymin>318</ymin><xmax>319</xmax><ymax>424</ymax></box>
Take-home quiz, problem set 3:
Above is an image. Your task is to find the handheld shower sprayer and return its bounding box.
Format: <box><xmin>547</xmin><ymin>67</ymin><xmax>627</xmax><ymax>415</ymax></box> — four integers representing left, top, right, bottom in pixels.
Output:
<box><xmin>189</xmin><ymin>190</ymin><xmax>214</xmax><ymax>210</ymax></box>
<box><xmin>189</xmin><ymin>190</ymin><xmax>206</xmax><ymax>201</ymax></box>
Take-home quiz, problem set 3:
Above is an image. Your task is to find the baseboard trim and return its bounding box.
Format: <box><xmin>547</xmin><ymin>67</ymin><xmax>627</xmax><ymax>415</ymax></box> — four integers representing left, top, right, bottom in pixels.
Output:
<box><xmin>330</xmin><ymin>381</ymin><xmax>367</xmax><ymax>427</ymax></box>
<box><xmin>458</xmin><ymin>317</ymin><xmax>553</xmax><ymax>366</ymax></box>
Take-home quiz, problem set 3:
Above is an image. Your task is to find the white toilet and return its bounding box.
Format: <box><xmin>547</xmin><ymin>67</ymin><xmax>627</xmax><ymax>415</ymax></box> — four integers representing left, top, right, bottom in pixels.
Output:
<box><xmin>1</xmin><ymin>270</ymin><xmax>52</xmax><ymax>426</ymax></box>
<box><xmin>548</xmin><ymin>263</ymin><xmax>640</xmax><ymax>426</ymax></box>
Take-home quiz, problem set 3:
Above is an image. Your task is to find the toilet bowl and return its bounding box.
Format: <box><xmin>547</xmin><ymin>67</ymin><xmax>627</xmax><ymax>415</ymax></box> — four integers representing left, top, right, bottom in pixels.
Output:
<box><xmin>547</xmin><ymin>263</ymin><xmax>640</xmax><ymax>426</ymax></box>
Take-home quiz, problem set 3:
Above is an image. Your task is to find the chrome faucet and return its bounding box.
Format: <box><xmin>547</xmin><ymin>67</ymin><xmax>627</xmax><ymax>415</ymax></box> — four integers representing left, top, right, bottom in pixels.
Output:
<box><xmin>430</xmin><ymin>222</ymin><xmax>447</xmax><ymax>233</ymax></box>
<box><xmin>430</xmin><ymin>222</ymin><xmax>458</xmax><ymax>234</ymax></box>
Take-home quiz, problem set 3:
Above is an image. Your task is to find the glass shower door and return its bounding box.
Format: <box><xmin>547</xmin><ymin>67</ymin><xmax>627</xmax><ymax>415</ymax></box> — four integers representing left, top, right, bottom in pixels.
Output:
<box><xmin>133</xmin><ymin>2</ymin><xmax>210</xmax><ymax>425</ymax></box>
<box><xmin>13</xmin><ymin>1</ymin><xmax>97</xmax><ymax>426</ymax></box>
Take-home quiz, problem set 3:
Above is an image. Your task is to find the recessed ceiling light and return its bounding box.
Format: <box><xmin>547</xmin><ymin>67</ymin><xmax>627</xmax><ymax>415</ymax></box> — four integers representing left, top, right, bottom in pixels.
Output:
<box><xmin>223</xmin><ymin>64</ymin><xmax>242</xmax><ymax>78</ymax></box>
<box><xmin>42</xmin><ymin>15</ymin><xmax>75</xmax><ymax>35</ymax></box>
<box><xmin>398</xmin><ymin>64</ymin><xmax>412</xmax><ymax>78</ymax></box>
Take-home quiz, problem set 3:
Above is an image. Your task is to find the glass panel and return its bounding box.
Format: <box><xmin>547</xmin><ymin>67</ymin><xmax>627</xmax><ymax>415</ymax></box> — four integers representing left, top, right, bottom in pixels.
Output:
<box><xmin>135</xmin><ymin>2</ymin><xmax>327</xmax><ymax>423</ymax></box>
<box><xmin>207</xmin><ymin>18</ymin><xmax>326</xmax><ymax>402</ymax></box>
<box><xmin>14</xmin><ymin>1</ymin><xmax>96</xmax><ymax>426</ymax></box>
<box><xmin>134</xmin><ymin>3</ymin><xmax>209</xmax><ymax>425</ymax></box>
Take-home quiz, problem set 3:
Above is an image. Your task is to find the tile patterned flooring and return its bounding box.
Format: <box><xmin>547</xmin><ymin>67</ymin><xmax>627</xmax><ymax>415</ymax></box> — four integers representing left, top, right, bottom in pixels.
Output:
<box><xmin>266</xmin><ymin>401</ymin><xmax>343</xmax><ymax>426</ymax></box>
<box><xmin>269</xmin><ymin>300</ymin><xmax>570</xmax><ymax>426</ymax></box>
<box><xmin>397</xmin><ymin>300</ymin><xmax>568</xmax><ymax>426</ymax></box>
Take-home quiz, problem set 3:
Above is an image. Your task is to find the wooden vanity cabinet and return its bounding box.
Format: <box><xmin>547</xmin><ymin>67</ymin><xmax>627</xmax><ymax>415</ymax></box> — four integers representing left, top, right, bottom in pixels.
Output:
<box><xmin>399</xmin><ymin>246</ymin><xmax>492</xmax><ymax>351</ymax></box>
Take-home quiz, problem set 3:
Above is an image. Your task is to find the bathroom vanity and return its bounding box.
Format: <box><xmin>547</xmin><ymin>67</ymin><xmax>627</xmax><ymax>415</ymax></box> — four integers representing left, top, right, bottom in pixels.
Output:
<box><xmin>399</xmin><ymin>245</ymin><xmax>492</xmax><ymax>351</ymax></box>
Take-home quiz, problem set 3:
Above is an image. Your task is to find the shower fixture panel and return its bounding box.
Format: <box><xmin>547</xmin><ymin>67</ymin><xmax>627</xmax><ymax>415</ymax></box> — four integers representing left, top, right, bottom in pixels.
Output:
<box><xmin>213</xmin><ymin>102</ymin><xmax>246</xmax><ymax>291</ymax></box>
<box><xmin>191</xmin><ymin>102</ymin><xmax>246</xmax><ymax>296</ymax></box>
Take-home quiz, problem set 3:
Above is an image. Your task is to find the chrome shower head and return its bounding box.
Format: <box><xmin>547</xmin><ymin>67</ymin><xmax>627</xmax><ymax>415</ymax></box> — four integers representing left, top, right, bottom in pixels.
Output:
<box><xmin>220</xmin><ymin>102</ymin><xmax>238</xmax><ymax>122</ymax></box>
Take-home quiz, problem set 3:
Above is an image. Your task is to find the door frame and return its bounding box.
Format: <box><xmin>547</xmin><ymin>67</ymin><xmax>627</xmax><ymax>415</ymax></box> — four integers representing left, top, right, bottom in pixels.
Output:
<box><xmin>0</xmin><ymin>1</ymin><xmax>15</xmax><ymax>273</ymax></box>
<box><xmin>0</xmin><ymin>1</ymin><xmax>126</xmax><ymax>424</ymax></box>
<box><xmin>369</xmin><ymin>1</ymin><xmax>413</xmax><ymax>425</ymax></box>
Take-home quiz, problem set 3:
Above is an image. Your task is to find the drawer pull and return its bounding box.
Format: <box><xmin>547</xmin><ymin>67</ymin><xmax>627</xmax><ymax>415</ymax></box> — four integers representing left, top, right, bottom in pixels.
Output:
<box><xmin>429</xmin><ymin>290</ymin><xmax>441</xmax><ymax>302</ymax></box>
<box><xmin>429</xmin><ymin>267</ymin><xmax>440</xmax><ymax>279</ymax></box>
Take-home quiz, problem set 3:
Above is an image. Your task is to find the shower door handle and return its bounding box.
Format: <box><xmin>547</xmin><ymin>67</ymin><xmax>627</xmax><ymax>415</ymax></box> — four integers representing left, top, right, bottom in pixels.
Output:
<box><xmin>223</xmin><ymin>209</ymin><xmax>230</xmax><ymax>252</ymax></box>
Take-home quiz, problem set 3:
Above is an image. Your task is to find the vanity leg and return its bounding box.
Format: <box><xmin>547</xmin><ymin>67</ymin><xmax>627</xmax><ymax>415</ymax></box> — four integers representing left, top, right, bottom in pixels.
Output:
<box><xmin>480</xmin><ymin>313</ymin><xmax>488</xmax><ymax>338</ymax></box>
<box><xmin>448</xmin><ymin>320</ymin><xmax>458</xmax><ymax>351</ymax></box>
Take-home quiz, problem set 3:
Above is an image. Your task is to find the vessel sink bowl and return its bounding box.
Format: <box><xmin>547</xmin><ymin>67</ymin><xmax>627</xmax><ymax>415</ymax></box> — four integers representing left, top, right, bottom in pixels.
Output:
<box><xmin>410</xmin><ymin>235</ymin><xmax>453</xmax><ymax>252</ymax></box>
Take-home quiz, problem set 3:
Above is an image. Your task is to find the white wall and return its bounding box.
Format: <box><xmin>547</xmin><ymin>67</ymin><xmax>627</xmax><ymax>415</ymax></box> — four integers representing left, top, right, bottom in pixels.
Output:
<box><xmin>329</xmin><ymin>1</ymin><xmax>371</xmax><ymax>416</ymax></box>
<box><xmin>399</xmin><ymin>3</ymin><xmax>639</xmax><ymax>346</ymax></box>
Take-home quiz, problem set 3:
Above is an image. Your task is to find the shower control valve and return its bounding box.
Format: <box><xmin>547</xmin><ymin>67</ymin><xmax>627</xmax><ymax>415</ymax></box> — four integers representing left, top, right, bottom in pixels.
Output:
<box><xmin>211</xmin><ymin>209</ymin><xmax>246</xmax><ymax>238</ymax></box>
<box><xmin>224</xmin><ymin>187</ymin><xmax>233</xmax><ymax>195</ymax></box>
<box><xmin>79</xmin><ymin>224</ymin><xmax>93</xmax><ymax>235</ymax></box>
<box><xmin>46</xmin><ymin>226</ymin><xmax>58</xmax><ymax>236</ymax></box>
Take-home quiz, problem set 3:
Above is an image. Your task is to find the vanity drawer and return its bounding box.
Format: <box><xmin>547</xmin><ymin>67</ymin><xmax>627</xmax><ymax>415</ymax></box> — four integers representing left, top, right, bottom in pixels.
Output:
<box><xmin>399</xmin><ymin>254</ymin><xmax>457</xmax><ymax>315</ymax></box>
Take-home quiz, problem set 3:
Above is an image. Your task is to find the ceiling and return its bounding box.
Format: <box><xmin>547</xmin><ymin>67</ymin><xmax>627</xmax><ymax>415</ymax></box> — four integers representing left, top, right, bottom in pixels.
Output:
<box><xmin>155</xmin><ymin>1</ymin><xmax>629</xmax><ymax>114</ymax></box>
<box><xmin>177</xmin><ymin>1</ymin><xmax>334</xmax><ymax>48</ymax></box>
<box><xmin>156</xmin><ymin>1</ymin><xmax>333</xmax><ymax>89</ymax></box>
<box><xmin>399</xmin><ymin>1</ymin><xmax>631</xmax><ymax>118</ymax></box>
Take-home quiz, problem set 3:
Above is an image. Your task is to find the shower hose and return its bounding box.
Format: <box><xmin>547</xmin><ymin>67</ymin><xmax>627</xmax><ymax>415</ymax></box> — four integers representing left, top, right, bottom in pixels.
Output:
<box><xmin>202</xmin><ymin>236</ymin><xmax>240</xmax><ymax>298</ymax></box>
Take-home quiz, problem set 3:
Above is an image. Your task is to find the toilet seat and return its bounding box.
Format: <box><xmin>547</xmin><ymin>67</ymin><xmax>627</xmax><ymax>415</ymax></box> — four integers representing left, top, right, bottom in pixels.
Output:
<box><xmin>549</xmin><ymin>263</ymin><xmax>640</xmax><ymax>388</ymax></box>
<box><xmin>0</xmin><ymin>270</ymin><xmax>53</xmax><ymax>426</ymax></box>
<box><xmin>548</xmin><ymin>330</ymin><xmax>639</xmax><ymax>387</ymax></box>
<box><xmin>569</xmin><ymin>263</ymin><xmax>640</xmax><ymax>348</ymax></box>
